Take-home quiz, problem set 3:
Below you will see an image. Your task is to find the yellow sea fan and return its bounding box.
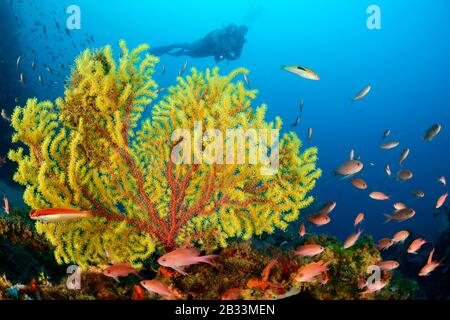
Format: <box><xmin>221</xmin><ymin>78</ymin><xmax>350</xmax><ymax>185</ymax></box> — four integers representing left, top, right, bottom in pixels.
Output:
<box><xmin>9</xmin><ymin>41</ymin><xmax>321</xmax><ymax>267</ymax></box>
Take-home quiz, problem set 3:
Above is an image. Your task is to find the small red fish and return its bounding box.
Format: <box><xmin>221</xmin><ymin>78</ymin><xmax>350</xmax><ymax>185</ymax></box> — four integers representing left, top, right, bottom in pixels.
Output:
<box><xmin>377</xmin><ymin>260</ymin><xmax>400</xmax><ymax>271</ymax></box>
<box><xmin>103</xmin><ymin>263</ymin><xmax>141</xmax><ymax>282</ymax></box>
<box><xmin>343</xmin><ymin>229</ymin><xmax>363</xmax><ymax>249</ymax></box>
<box><xmin>3</xmin><ymin>195</ymin><xmax>10</xmax><ymax>215</ymax></box>
<box><xmin>140</xmin><ymin>279</ymin><xmax>181</xmax><ymax>299</ymax></box>
<box><xmin>319</xmin><ymin>201</ymin><xmax>337</xmax><ymax>215</ymax></box>
<box><xmin>377</xmin><ymin>238</ymin><xmax>394</xmax><ymax>250</ymax></box>
<box><xmin>393</xmin><ymin>202</ymin><xmax>407</xmax><ymax>210</ymax></box>
<box><xmin>157</xmin><ymin>248</ymin><xmax>217</xmax><ymax>275</ymax></box>
<box><xmin>369</xmin><ymin>191</ymin><xmax>390</xmax><ymax>201</ymax></box>
<box><xmin>351</xmin><ymin>178</ymin><xmax>368</xmax><ymax>190</ymax></box>
<box><xmin>392</xmin><ymin>230</ymin><xmax>409</xmax><ymax>244</ymax></box>
<box><xmin>299</xmin><ymin>223</ymin><xmax>307</xmax><ymax>237</ymax></box>
<box><xmin>360</xmin><ymin>279</ymin><xmax>389</xmax><ymax>295</ymax></box>
<box><xmin>0</xmin><ymin>156</ymin><xmax>6</xmax><ymax>166</ymax></box>
<box><xmin>380</xmin><ymin>141</ymin><xmax>399</xmax><ymax>150</ymax></box>
<box><xmin>294</xmin><ymin>244</ymin><xmax>324</xmax><ymax>257</ymax></box>
<box><xmin>385</xmin><ymin>165</ymin><xmax>392</xmax><ymax>177</ymax></box>
<box><xmin>436</xmin><ymin>192</ymin><xmax>448</xmax><ymax>209</ymax></box>
<box><xmin>354</xmin><ymin>213</ymin><xmax>364</xmax><ymax>226</ymax></box>
<box><xmin>419</xmin><ymin>248</ymin><xmax>443</xmax><ymax>276</ymax></box>
<box><xmin>295</xmin><ymin>261</ymin><xmax>330</xmax><ymax>283</ymax></box>
<box><xmin>407</xmin><ymin>238</ymin><xmax>427</xmax><ymax>254</ymax></box>
<box><xmin>308</xmin><ymin>213</ymin><xmax>331</xmax><ymax>226</ymax></box>
<box><xmin>30</xmin><ymin>208</ymin><xmax>91</xmax><ymax>222</ymax></box>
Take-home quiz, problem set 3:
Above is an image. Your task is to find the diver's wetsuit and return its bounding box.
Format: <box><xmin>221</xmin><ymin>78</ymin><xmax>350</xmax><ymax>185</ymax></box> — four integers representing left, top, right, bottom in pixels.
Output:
<box><xmin>150</xmin><ymin>25</ymin><xmax>248</xmax><ymax>62</ymax></box>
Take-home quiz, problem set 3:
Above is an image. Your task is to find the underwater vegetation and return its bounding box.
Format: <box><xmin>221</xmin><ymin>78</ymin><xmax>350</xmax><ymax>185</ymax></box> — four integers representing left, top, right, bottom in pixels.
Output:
<box><xmin>7</xmin><ymin>41</ymin><xmax>321</xmax><ymax>268</ymax></box>
<box><xmin>0</xmin><ymin>236</ymin><xmax>418</xmax><ymax>300</ymax></box>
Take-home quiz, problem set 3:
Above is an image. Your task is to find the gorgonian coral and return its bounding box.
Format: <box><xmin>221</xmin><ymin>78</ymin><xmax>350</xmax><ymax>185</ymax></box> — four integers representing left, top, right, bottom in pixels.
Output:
<box><xmin>8</xmin><ymin>41</ymin><xmax>321</xmax><ymax>267</ymax></box>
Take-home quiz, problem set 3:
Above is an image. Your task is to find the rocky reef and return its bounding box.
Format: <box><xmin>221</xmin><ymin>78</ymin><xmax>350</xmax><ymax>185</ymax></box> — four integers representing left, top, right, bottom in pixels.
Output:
<box><xmin>0</xmin><ymin>213</ymin><xmax>419</xmax><ymax>300</ymax></box>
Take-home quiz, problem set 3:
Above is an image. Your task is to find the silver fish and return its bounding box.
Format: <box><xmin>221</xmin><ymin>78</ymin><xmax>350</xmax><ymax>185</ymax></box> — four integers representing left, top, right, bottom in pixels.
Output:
<box><xmin>353</xmin><ymin>85</ymin><xmax>371</xmax><ymax>102</ymax></box>
<box><xmin>19</xmin><ymin>73</ymin><xmax>25</xmax><ymax>85</ymax></box>
<box><xmin>1</xmin><ymin>109</ymin><xmax>11</xmax><ymax>122</ymax></box>
<box><xmin>399</xmin><ymin>148</ymin><xmax>410</xmax><ymax>166</ymax></box>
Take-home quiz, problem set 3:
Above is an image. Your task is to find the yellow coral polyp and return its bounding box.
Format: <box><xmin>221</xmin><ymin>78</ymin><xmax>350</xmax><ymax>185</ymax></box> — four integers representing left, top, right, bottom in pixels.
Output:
<box><xmin>9</xmin><ymin>41</ymin><xmax>321</xmax><ymax>268</ymax></box>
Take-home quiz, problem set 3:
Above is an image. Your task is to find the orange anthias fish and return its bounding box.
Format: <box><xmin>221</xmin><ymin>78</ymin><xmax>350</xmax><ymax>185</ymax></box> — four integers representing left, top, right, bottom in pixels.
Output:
<box><xmin>140</xmin><ymin>279</ymin><xmax>182</xmax><ymax>299</ymax></box>
<box><xmin>308</xmin><ymin>213</ymin><xmax>331</xmax><ymax>226</ymax></box>
<box><xmin>369</xmin><ymin>191</ymin><xmax>390</xmax><ymax>201</ymax></box>
<box><xmin>407</xmin><ymin>238</ymin><xmax>427</xmax><ymax>254</ymax></box>
<box><xmin>393</xmin><ymin>202</ymin><xmax>407</xmax><ymax>210</ymax></box>
<box><xmin>343</xmin><ymin>229</ymin><xmax>363</xmax><ymax>249</ymax></box>
<box><xmin>436</xmin><ymin>192</ymin><xmax>448</xmax><ymax>209</ymax></box>
<box><xmin>396</xmin><ymin>169</ymin><xmax>413</xmax><ymax>181</ymax></box>
<box><xmin>377</xmin><ymin>260</ymin><xmax>400</xmax><ymax>271</ymax></box>
<box><xmin>295</xmin><ymin>261</ymin><xmax>330</xmax><ymax>283</ymax></box>
<box><xmin>385</xmin><ymin>165</ymin><xmax>392</xmax><ymax>177</ymax></box>
<box><xmin>299</xmin><ymin>223</ymin><xmax>307</xmax><ymax>237</ymax></box>
<box><xmin>261</xmin><ymin>259</ymin><xmax>278</xmax><ymax>282</ymax></box>
<box><xmin>422</xmin><ymin>123</ymin><xmax>441</xmax><ymax>141</ymax></box>
<box><xmin>157</xmin><ymin>248</ymin><xmax>217</xmax><ymax>275</ymax></box>
<box><xmin>419</xmin><ymin>249</ymin><xmax>444</xmax><ymax>276</ymax></box>
<box><xmin>3</xmin><ymin>195</ymin><xmax>10</xmax><ymax>215</ymax></box>
<box><xmin>399</xmin><ymin>148</ymin><xmax>410</xmax><ymax>166</ymax></box>
<box><xmin>380</xmin><ymin>141</ymin><xmax>400</xmax><ymax>150</ymax></box>
<box><xmin>294</xmin><ymin>244</ymin><xmax>325</xmax><ymax>257</ymax></box>
<box><xmin>30</xmin><ymin>208</ymin><xmax>91</xmax><ymax>222</ymax></box>
<box><xmin>103</xmin><ymin>263</ymin><xmax>141</xmax><ymax>283</ymax></box>
<box><xmin>384</xmin><ymin>208</ymin><xmax>416</xmax><ymax>223</ymax></box>
<box><xmin>221</xmin><ymin>288</ymin><xmax>241</xmax><ymax>300</ymax></box>
<box><xmin>354</xmin><ymin>213</ymin><xmax>364</xmax><ymax>226</ymax></box>
<box><xmin>392</xmin><ymin>230</ymin><xmax>410</xmax><ymax>244</ymax></box>
<box><xmin>334</xmin><ymin>160</ymin><xmax>364</xmax><ymax>177</ymax></box>
<box><xmin>360</xmin><ymin>279</ymin><xmax>389</xmax><ymax>295</ymax></box>
<box><xmin>377</xmin><ymin>238</ymin><xmax>394</xmax><ymax>251</ymax></box>
<box><xmin>319</xmin><ymin>201</ymin><xmax>337</xmax><ymax>215</ymax></box>
<box><xmin>351</xmin><ymin>178</ymin><xmax>368</xmax><ymax>190</ymax></box>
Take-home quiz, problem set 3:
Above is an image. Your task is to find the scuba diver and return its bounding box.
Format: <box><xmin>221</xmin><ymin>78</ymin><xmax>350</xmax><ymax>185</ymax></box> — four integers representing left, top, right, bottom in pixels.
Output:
<box><xmin>150</xmin><ymin>24</ymin><xmax>248</xmax><ymax>63</ymax></box>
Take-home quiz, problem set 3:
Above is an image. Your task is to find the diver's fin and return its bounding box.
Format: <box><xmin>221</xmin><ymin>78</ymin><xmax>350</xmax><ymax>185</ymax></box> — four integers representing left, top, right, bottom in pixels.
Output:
<box><xmin>149</xmin><ymin>43</ymin><xmax>186</xmax><ymax>56</ymax></box>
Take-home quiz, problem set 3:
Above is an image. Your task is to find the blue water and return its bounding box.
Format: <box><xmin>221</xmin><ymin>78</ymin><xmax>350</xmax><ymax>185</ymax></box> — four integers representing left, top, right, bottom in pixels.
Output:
<box><xmin>3</xmin><ymin>0</ymin><xmax>450</xmax><ymax>244</ymax></box>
